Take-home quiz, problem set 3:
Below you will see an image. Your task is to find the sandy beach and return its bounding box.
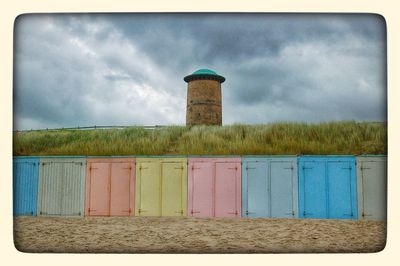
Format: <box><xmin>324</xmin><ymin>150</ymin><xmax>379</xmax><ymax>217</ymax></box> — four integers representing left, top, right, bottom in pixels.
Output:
<box><xmin>13</xmin><ymin>216</ymin><xmax>386</xmax><ymax>253</ymax></box>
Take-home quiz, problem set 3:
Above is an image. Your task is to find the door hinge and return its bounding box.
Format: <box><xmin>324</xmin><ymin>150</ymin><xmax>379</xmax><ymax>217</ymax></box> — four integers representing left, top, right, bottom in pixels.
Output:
<box><xmin>138</xmin><ymin>208</ymin><xmax>147</xmax><ymax>214</ymax></box>
<box><xmin>362</xmin><ymin>212</ymin><xmax>373</xmax><ymax>217</ymax></box>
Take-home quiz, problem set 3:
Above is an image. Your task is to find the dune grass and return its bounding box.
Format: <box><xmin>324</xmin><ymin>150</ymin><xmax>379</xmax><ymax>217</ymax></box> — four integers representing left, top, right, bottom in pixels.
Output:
<box><xmin>13</xmin><ymin>122</ymin><xmax>387</xmax><ymax>156</ymax></box>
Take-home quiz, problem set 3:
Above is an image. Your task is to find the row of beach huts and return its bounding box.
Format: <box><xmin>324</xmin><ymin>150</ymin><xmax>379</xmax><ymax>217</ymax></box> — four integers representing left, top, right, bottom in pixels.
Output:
<box><xmin>13</xmin><ymin>155</ymin><xmax>386</xmax><ymax>221</ymax></box>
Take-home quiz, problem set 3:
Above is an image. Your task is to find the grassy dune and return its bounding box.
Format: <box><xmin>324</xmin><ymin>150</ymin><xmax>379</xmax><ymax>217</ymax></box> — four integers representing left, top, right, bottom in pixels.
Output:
<box><xmin>13</xmin><ymin>122</ymin><xmax>387</xmax><ymax>156</ymax></box>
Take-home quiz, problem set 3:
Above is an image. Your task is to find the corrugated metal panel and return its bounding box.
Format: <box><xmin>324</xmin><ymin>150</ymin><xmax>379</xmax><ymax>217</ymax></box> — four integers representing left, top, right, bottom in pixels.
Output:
<box><xmin>37</xmin><ymin>158</ymin><xmax>86</xmax><ymax>216</ymax></box>
<box><xmin>135</xmin><ymin>157</ymin><xmax>187</xmax><ymax>217</ymax></box>
<box><xmin>298</xmin><ymin>156</ymin><xmax>357</xmax><ymax>219</ymax></box>
<box><xmin>85</xmin><ymin>158</ymin><xmax>135</xmax><ymax>216</ymax></box>
<box><xmin>241</xmin><ymin>157</ymin><xmax>298</xmax><ymax>218</ymax></box>
<box><xmin>13</xmin><ymin>157</ymin><xmax>39</xmax><ymax>216</ymax></box>
<box><xmin>188</xmin><ymin>157</ymin><xmax>241</xmax><ymax>218</ymax></box>
<box><xmin>38</xmin><ymin>161</ymin><xmax>63</xmax><ymax>215</ymax></box>
<box><xmin>357</xmin><ymin>156</ymin><xmax>387</xmax><ymax>221</ymax></box>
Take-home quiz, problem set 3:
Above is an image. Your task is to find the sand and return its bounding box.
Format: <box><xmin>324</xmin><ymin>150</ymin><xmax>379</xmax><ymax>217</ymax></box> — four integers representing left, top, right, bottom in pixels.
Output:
<box><xmin>13</xmin><ymin>216</ymin><xmax>386</xmax><ymax>253</ymax></box>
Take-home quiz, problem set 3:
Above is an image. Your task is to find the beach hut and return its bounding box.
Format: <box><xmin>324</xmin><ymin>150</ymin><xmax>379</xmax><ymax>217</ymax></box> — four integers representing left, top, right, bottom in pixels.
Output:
<box><xmin>298</xmin><ymin>156</ymin><xmax>358</xmax><ymax>219</ymax></box>
<box><xmin>241</xmin><ymin>156</ymin><xmax>298</xmax><ymax>218</ymax></box>
<box><xmin>85</xmin><ymin>157</ymin><xmax>135</xmax><ymax>216</ymax></box>
<box><xmin>13</xmin><ymin>157</ymin><xmax>39</xmax><ymax>216</ymax></box>
<box><xmin>37</xmin><ymin>157</ymin><xmax>86</xmax><ymax>216</ymax></box>
<box><xmin>135</xmin><ymin>157</ymin><xmax>187</xmax><ymax>216</ymax></box>
<box><xmin>356</xmin><ymin>156</ymin><xmax>387</xmax><ymax>221</ymax></box>
<box><xmin>188</xmin><ymin>157</ymin><xmax>241</xmax><ymax>218</ymax></box>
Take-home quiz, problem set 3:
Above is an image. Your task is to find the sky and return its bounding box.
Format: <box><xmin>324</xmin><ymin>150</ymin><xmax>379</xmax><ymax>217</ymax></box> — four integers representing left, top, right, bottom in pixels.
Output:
<box><xmin>13</xmin><ymin>14</ymin><xmax>387</xmax><ymax>130</ymax></box>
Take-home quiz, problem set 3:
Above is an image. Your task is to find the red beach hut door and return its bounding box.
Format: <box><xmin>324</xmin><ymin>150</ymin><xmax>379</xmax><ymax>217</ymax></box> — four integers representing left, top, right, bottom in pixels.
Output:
<box><xmin>88</xmin><ymin>163</ymin><xmax>110</xmax><ymax>216</ymax></box>
<box><xmin>110</xmin><ymin>162</ymin><xmax>133</xmax><ymax>216</ymax></box>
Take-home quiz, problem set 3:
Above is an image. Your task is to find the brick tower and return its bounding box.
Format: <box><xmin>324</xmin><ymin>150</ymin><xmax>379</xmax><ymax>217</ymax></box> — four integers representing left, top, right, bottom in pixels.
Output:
<box><xmin>184</xmin><ymin>69</ymin><xmax>225</xmax><ymax>126</ymax></box>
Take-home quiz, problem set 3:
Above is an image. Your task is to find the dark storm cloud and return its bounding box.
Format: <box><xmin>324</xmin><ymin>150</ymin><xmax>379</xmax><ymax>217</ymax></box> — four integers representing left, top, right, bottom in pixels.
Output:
<box><xmin>110</xmin><ymin>14</ymin><xmax>384</xmax><ymax>65</ymax></box>
<box><xmin>13</xmin><ymin>14</ymin><xmax>386</xmax><ymax>129</ymax></box>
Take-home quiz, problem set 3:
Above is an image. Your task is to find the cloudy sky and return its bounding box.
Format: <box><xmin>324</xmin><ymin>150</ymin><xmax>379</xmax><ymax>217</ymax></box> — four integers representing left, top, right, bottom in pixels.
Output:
<box><xmin>13</xmin><ymin>14</ymin><xmax>386</xmax><ymax>130</ymax></box>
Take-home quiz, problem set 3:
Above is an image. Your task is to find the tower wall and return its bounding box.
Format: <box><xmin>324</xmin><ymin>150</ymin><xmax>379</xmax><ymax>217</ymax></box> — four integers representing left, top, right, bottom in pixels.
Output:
<box><xmin>186</xmin><ymin>79</ymin><xmax>222</xmax><ymax>126</ymax></box>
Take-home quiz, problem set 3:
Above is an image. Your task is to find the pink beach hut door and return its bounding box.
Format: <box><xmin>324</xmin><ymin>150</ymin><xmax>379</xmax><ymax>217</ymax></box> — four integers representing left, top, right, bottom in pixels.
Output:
<box><xmin>215</xmin><ymin>162</ymin><xmax>241</xmax><ymax>217</ymax></box>
<box><xmin>88</xmin><ymin>163</ymin><xmax>110</xmax><ymax>216</ymax></box>
<box><xmin>110</xmin><ymin>162</ymin><xmax>134</xmax><ymax>216</ymax></box>
<box><xmin>190</xmin><ymin>162</ymin><xmax>214</xmax><ymax>217</ymax></box>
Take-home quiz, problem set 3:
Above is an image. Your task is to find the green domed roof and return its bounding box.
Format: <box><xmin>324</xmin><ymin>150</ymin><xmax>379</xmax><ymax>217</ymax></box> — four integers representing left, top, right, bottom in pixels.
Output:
<box><xmin>192</xmin><ymin>69</ymin><xmax>217</xmax><ymax>75</ymax></box>
<box><xmin>184</xmin><ymin>68</ymin><xmax>225</xmax><ymax>83</ymax></box>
